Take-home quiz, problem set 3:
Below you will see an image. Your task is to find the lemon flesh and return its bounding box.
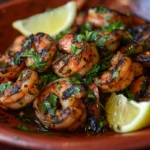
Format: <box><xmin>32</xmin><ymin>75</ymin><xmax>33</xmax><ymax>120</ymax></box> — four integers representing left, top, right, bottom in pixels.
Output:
<box><xmin>12</xmin><ymin>1</ymin><xmax>77</xmax><ymax>36</ymax></box>
<box><xmin>105</xmin><ymin>93</ymin><xmax>150</xmax><ymax>133</ymax></box>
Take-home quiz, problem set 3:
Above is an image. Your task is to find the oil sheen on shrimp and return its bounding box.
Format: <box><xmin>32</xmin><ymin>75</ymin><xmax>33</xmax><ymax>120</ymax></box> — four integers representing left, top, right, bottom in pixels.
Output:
<box><xmin>34</xmin><ymin>78</ymin><xmax>87</xmax><ymax>131</ymax></box>
<box><xmin>0</xmin><ymin>69</ymin><xmax>39</xmax><ymax>110</ymax></box>
<box><xmin>94</xmin><ymin>52</ymin><xmax>134</xmax><ymax>93</ymax></box>
<box><xmin>53</xmin><ymin>34</ymin><xmax>100</xmax><ymax>77</ymax></box>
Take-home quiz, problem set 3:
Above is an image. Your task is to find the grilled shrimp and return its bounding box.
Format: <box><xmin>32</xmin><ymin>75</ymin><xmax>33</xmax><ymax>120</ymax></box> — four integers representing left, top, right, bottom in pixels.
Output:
<box><xmin>86</xmin><ymin>6</ymin><xmax>147</xmax><ymax>28</ymax></box>
<box><xmin>121</xmin><ymin>25</ymin><xmax>150</xmax><ymax>55</ymax></box>
<box><xmin>53</xmin><ymin>34</ymin><xmax>100</xmax><ymax>77</ymax></box>
<box><xmin>0</xmin><ymin>69</ymin><xmax>39</xmax><ymax>110</ymax></box>
<box><xmin>22</xmin><ymin>33</ymin><xmax>57</xmax><ymax>72</ymax></box>
<box><xmin>130</xmin><ymin>76</ymin><xmax>150</xmax><ymax>102</ymax></box>
<box><xmin>94</xmin><ymin>52</ymin><xmax>134</xmax><ymax>93</ymax></box>
<box><xmin>86</xmin><ymin>6</ymin><xmax>121</xmax><ymax>28</ymax></box>
<box><xmin>0</xmin><ymin>36</ymin><xmax>25</xmax><ymax>80</ymax></box>
<box><xmin>34</xmin><ymin>78</ymin><xmax>87</xmax><ymax>131</ymax></box>
<box><xmin>85</xmin><ymin>83</ymin><xmax>102</xmax><ymax>132</ymax></box>
<box><xmin>132</xmin><ymin>63</ymin><xmax>143</xmax><ymax>77</ymax></box>
<box><xmin>96</xmin><ymin>30</ymin><xmax>132</xmax><ymax>55</ymax></box>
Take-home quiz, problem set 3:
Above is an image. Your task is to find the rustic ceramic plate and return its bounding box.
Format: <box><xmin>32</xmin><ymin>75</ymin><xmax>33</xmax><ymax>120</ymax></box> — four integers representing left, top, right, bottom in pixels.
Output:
<box><xmin>0</xmin><ymin>0</ymin><xmax>150</xmax><ymax>149</ymax></box>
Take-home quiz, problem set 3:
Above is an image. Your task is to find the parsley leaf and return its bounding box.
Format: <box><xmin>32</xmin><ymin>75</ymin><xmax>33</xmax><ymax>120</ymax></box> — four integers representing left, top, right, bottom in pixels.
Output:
<box><xmin>84</xmin><ymin>65</ymin><xmax>100</xmax><ymax>85</ymax></box>
<box><xmin>99</xmin><ymin>52</ymin><xmax>114</xmax><ymax>71</ymax></box>
<box><xmin>17</xmin><ymin>125</ymin><xmax>30</xmax><ymax>132</ymax></box>
<box><xmin>40</xmin><ymin>94</ymin><xmax>58</xmax><ymax>115</ymax></box>
<box><xmin>80</xmin><ymin>23</ymin><xmax>93</xmax><ymax>33</ymax></box>
<box><xmin>102</xmin><ymin>21</ymin><xmax>125</xmax><ymax>32</ymax></box>
<box><xmin>39</xmin><ymin>71</ymin><xmax>59</xmax><ymax>86</ymax></box>
<box><xmin>69</xmin><ymin>73</ymin><xmax>82</xmax><ymax>84</ymax></box>
<box><xmin>112</xmin><ymin>71</ymin><xmax>118</xmax><ymax>79</ymax></box>
<box><xmin>94</xmin><ymin>6</ymin><xmax>108</xmax><ymax>13</ymax></box>
<box><xmin>71</xmin><ymin>44</ymin><xmax>82</xmax><ymax>54</ymax></box>
<box><xmin>126</xmin><ymin>48</ymin><xmax>137</xmax><ymax>56</ymax></box>
<box><xmin>96</xmin><ymin>35</ymin><xmax>108</xmax><ymax>48</ymax></box>
<box><xmin>87</xmin><ymin>90</ymin><xmax>95</xmax><ymax>99</ymax></box>
<box><xmin>15</xmin><ymin>48</ymin><xmax>46</xmax><ymax>69</ymax></box>
<box><xmin>0</xmin><ymin>82</ymin><xmax>13</xmax><ymax>92</ymax></box>
<box><xmin>123</xmin><ymin>88</ymin><xmax>135</xmax><ymax>100</ymax></box>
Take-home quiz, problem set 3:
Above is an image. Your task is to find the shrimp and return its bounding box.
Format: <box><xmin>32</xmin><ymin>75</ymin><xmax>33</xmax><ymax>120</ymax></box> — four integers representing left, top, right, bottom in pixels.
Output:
<box><xmin>34</xmin><ymin>78</ymin><xmax>87</xmax><ymax>131</ymax></box>
<box><xmin>86</xmin><ymin>6</ymin><xmax>147</xmax><ymax>28</ymax></box>
<box><xmin>86</xmin><ymin>6</ymin><xmax>121</xmax><ymax>28</ymax></box>
<box><xmin>22</xmin><ymin>32</ymin><xmax>57</xmax><ymax>72</ymax></box>
<box><xmin>96</xmin><ymin>29</ymin><xmax>132</xmax><ymax>56</ymax></box>
<box><xmin>0</xmin><ymin>69</ymin><xmax>39</xmax><ymax>110</ymax></box>
<box><xmin>121</xmin><ymin>25</ymin><xmax>150</xmax><ymax>55</ymax></box>
<box><xmin>0</xmin><ymin>36</ymin><xmax>25</xmax><ymax>80</ymax></box>
<box><xmin>53</xmin><ymin>34</ymin><xmax>100</xmax><ymax>77</ymax></box>
<box><xmin>85</xmin><ymin>83</ymin><xmax>102</xmax><ymax>133</ymax></box>
<box><xmin>132</xmin><ymin>63</ymin><xmax>143</xmax><ymax>77</ymax></box>
<box><xmin>130</xmin><ymin>76</ymin><xmax>150</xmax><ymax>102</ymax></box>
<box><xmin>94</xmin><ymin>52</ymin><xmax>134</xmax><ymax>93</ymax></box>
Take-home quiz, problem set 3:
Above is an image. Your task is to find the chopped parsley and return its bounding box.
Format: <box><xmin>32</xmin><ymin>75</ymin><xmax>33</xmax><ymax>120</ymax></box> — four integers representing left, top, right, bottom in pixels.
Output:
<box><xmin>112</xmin><ymin>71</ymin><xmax>118</xmax><ymax>80</ymax></box>
<box><xmin>99</xmin><ymin>52</ymin><xmax>114</xmax><ymax>71</ymax></box>
<box><xmin>126</xmin><ymin>48</ymin><xmax>137</xmax><ymax>56</ymax></box>
<box><xmin>80</xmin><ymin>23</ymin><xmax>93</xmax><ymax>33</ymax></box>
<box><xmin>40</xmin><ymin>94</ymin><xmax>58</xmax><ymax>115</ymax></box>
<box><xmin>96</xmin><ymin>35</ymin><xmax>108</xmax><ymax>48</ymax></box>
<box><xmin>66</xmin><ymin>69</ymin><xmax>72</xmax><ymax>73</ymax></box>
<box><xmin>69</xmin><ymin>73</ymin><xmax>82</xmax><ymax>84</ymax></box>
<box><xmin>0</xmin><ymin>82</ymin><xmax>13</xmax><ymax>92</ymax></box>
<box><xmin>76</xmin><ymin>34</ymin><xmax>86</xmax><ymax>43</ymax></box>
<box><xmin>17</xmin><ymin>125</ymin><xmax>30</xmax><ymax>132</ymax></box>
<box><xmin>87</xmin><ymin>90</ymin><xmax>95</xmax><ymax>99</ymax></box>
<box><xmin>71</xmin><ymin>44</ymin><xmax>82</xmax><ymax>54</ymax></box>
<box><xmin>1</xmin><ymin>62</ymin><xmax>9</xmax><ymax>68</ymax></box>
<box><xmin>94</xmin><ymin>6</ymin><xmax>108</xmax><ymax>13</ymax></box>
<box><xmin>14</xmin><ymin>48</ymin><xmax>46</xmax><ymax>69</ymax></box>
<box><xmin>84</xmin><ymin>64</ymin><xmax>100</xmax><ymax>85</ymax></box>
<box><xmin>39</xmin><ymin>71</ymin><xmax>59</xmax><ymax>86</ymax></box>
<box><xmin>102</xmin><ymin>21</ymin><xmax>125</xmax><ymax>32</ymax></box>
<box><xmin>123</xmin><ymin>88</ymin><xmax>135</xmax><ymax>100</ymax></box>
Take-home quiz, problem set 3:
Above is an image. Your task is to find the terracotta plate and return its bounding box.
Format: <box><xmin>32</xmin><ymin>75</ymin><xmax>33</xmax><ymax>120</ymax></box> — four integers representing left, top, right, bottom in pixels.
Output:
<box><xmin>0</xmin><ymin>0</ymin><xmax>150</xmax><ymax>149</ymax></box>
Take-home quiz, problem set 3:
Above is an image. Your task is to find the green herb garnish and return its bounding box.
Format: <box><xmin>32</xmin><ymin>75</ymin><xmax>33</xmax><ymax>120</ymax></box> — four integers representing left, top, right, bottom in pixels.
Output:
<box><xmin>17</xmin><ymin>125</ymin><xmax>30</xmax><ymax>132</ymax></box>
<box><xmin>71</xmin><ymin>44</ymin><xmax>82</xmax><ymax>54</ymax></box>
<box><xmin>112</xmin><ymin>71</ymin><xmax>118</xmax><ymax>79</ymax></box>
<box><xmin>69</xmin><ymin>73</ymin><xmax>82</xmax><ymax>84</ymax></box>
<box><xmin>39</xmin><ymin>71</ymin><xmax>59</xmax><ymax>86</ymax></box>
<box><xmin>103</xmin><ymin>21</ymin><xmax>125</xmax><ymax>32</ymax></box>
<box><xmin>94</xmin><ymin>6</ymin><xmax>108</xmax><ymax>13</ymax></box>
<box><xmin>15</xmin><ymin>48</ymin><xmax>46</xmax><ymax>69</ymax></box>
<box><xmin>99</xmin><ymin>52</ymin><xmax>114</xmax><ymax>71</ymax></box>
<box><xmin>87</xmin><ymin>90</ymin><xmax>95</xmax><ymax>99</ymax></box>
<box><xmin>126</xmin><ymin>48</ymin><xmax>137</xmax><ymax>56</ymax></box>
<box><xmin>0</xmin><ymin>82</ymin><xmax>13</xmax><ymax>92</ymax></box>
<box><xmin>40</xmin><ymin>94</ymin><xmax>58</xmax><ymax>115</ymax></box>
<box><xmin>84</xmin><ymin>64</ymin><xmax>100</xmax><ymax>85</ymax></box>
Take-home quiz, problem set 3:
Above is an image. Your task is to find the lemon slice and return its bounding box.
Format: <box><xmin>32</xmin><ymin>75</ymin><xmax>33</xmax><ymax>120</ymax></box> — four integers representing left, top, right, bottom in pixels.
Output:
<box><xmin>12</xmin><ymin>1</ymin><xmax>77</xmax><ymax>36</ymax></box>
<box><xmin>105</xmin><ymin>93</ymin><xmax>150</xmax><ymax>133</ymax></box>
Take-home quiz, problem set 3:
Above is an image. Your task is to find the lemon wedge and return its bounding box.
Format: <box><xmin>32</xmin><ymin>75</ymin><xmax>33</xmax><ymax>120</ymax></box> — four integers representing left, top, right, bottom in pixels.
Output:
<box><xmin>12</xmin><ymin>1</ymin><xmax>77</xmax><ymax>36</ymax></box>
<box><xmin>105</xmin><ymin>93</ymin><xmax>150</xmax><ymax>133</ymax></box>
